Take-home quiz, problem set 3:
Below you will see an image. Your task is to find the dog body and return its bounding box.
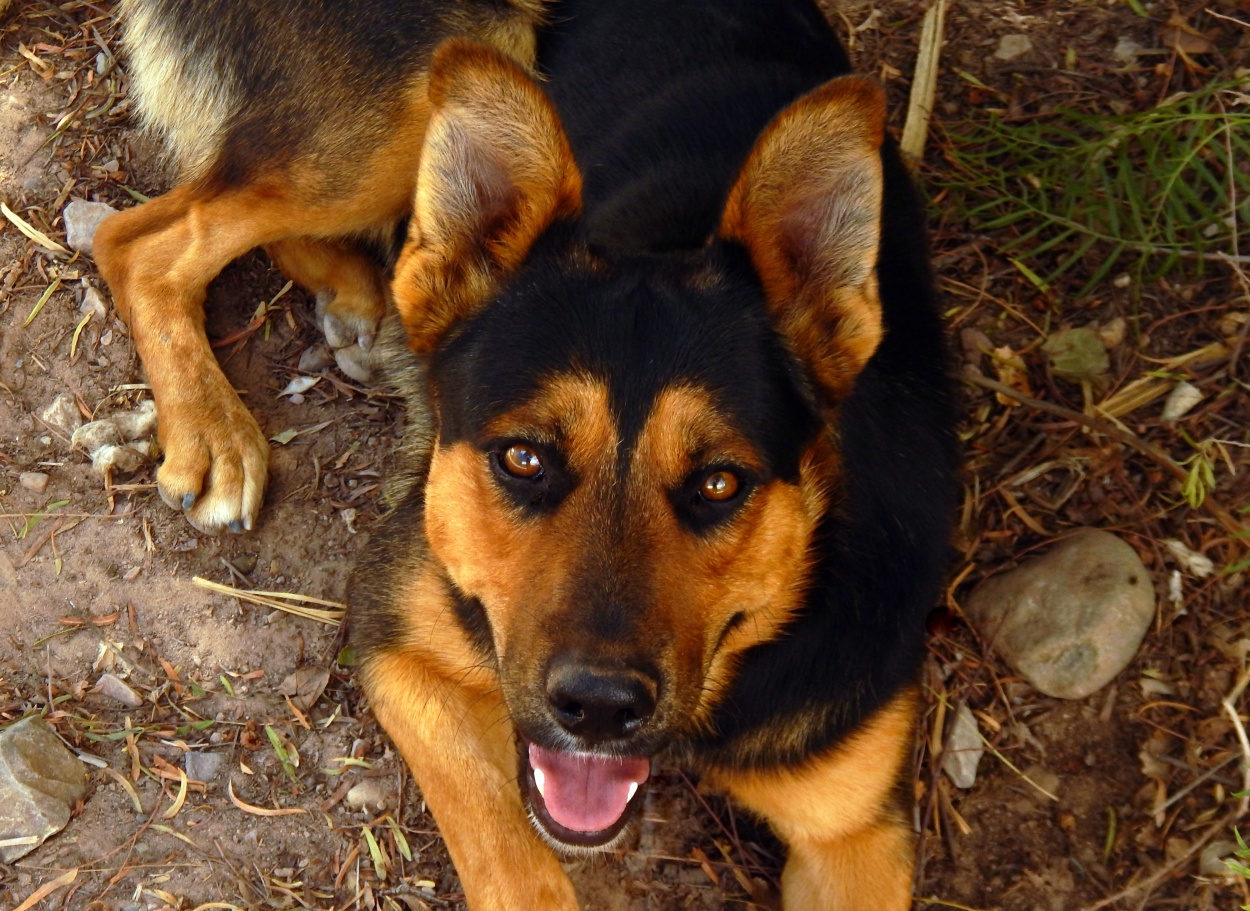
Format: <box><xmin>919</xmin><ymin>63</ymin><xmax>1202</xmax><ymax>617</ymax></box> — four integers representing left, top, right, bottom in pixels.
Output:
<box><xmin>101</xmin><ymin>0</ymin><xmax>957</xmax><ymax>907</ymax></box>
<box><xmin>349</xmin><ymin>2</ymin><xmax>957</xmax><ymax>909</ymax></box>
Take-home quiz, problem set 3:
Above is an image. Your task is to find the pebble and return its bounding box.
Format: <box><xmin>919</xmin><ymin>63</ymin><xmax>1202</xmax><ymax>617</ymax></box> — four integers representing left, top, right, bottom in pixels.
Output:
<box><xmin>994</xmin><ymin>34</ymin><xmax>1033</xmax><ymax>61</ymax></box>
<box><xmin>298</xmin><ymin>344</ymin><xmax>335</xmax><ymax>373</ymax></box>
<box><xmin>964</xmin><ymin>530</ymin><xmax>1155</xmax><ymax>700</ymax></box>
<box><xmin>40</xmin><ymin>393</ymin><xmax>83</xmax><ymax>437</ymax></box>
<box><xmin>80</xmin><ymin>284</ymin><xmax>108</xmax><ymax>321</ymax></box>
<box><xmin>1160</xmin><ymin>381</ymin><xmax>1203</xmax><ymax>422</ymax></box>
<box><xmin>346</xmin><ymin>779</ymin><xmax>392</xmax><ymax>811</ymax></box>
<box><xmin>942</xmin><ymin>703</ymin><xmax>983</xmax><ymax>789</ymax></box>
<box><xmin>63</xmin><ymin>199</ymin><xmax>119</xmax><ymax>255</ymax></box>
<box><xmin>1113</xmin><ymin>36</ymin><xmax>1145</xmax><ymax>65</ymax></box>
<box><xmin>19</xmin><ymin>472</ymin><xmax>49</xmax><ymax>493</ymax></box>
<box><xmin>0</xmin><ymin>716</ymin><xmax>88</xmax><ymax>863</ymax></box>
<box><xmin>96</xmin><ymin>672</ymin><xmax>144</xmax><ymax>707</ymax></box>
<box><xmin>185</xmin><ymin>750</ymin><xmax>228</xmax><ymax>784</ymax></box>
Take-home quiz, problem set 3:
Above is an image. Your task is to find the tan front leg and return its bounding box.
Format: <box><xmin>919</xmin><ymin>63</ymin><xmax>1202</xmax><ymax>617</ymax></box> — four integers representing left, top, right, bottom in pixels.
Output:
<box><xmin>362</xmin><ymin>648</ymin><xmax>578</xmax><ymax>911</ymax></box>
<box><xmin>93</xmin><ymin>182</ymin><xmax>294</xmax><ymax>534</ymax></box>
<box><xmin>707</xmin><ymin>689</ymin><xmax>918</xmax><ymax>911</ymax></box>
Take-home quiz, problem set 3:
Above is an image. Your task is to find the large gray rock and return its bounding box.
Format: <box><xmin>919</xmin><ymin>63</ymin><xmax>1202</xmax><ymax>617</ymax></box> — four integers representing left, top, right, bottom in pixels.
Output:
<box><xmin>0</xmin><ymin>716</ymin><xmax>89</xmax><ymax>862</ymax></box>
<box><xmin>965</xmin><ymin>530</ymin><xmax>1155</xmax><ymax>699</ymax></box>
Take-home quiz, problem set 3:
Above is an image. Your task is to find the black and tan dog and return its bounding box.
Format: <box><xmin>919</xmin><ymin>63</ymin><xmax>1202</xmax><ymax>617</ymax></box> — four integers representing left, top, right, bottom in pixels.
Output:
<box><xmin>98</xmin><ymin>0</ymin><xmax>957</xmax><ymax>907</ymax></box>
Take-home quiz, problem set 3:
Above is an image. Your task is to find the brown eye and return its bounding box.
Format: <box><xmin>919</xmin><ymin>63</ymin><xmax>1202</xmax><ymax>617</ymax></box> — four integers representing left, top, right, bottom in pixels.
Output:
<box><xmin>700</xmin><ymin>470</ymin><xmax>740</xmax><ymax>502</ymax></box>
<box><xmin>502</xmin><ymin>444</ymin><xmax>544</xmax><ymax>479</ymax></box>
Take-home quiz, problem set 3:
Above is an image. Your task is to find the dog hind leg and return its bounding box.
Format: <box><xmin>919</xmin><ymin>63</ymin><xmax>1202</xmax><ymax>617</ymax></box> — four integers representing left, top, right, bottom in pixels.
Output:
<box><xmin>264</xmin><ymin>236</ymin><xmax>390</xmax><ymax>381</ymax></box>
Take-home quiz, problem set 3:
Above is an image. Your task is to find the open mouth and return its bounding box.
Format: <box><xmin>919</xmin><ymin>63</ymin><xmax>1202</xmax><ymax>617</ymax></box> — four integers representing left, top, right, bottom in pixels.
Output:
<box><xmin>520</xmin><ymin>741</ymin><xmax>651</xmax><ymax>849</ymax></box>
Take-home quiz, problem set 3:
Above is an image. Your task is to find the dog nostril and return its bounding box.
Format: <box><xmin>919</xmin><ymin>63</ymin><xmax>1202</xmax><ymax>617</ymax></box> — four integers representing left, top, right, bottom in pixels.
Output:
<box><xmin>546</xmin><ymin>664</ymin><xmax>657</xmax><ymax>741</ymax></box>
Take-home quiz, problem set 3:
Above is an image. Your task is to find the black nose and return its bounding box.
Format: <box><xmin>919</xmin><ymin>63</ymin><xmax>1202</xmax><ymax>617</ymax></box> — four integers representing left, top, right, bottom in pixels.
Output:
<box><xmin>545</xmin><ymin>661</ymin><xmax>657</xmax><ymax>742</ymax></box>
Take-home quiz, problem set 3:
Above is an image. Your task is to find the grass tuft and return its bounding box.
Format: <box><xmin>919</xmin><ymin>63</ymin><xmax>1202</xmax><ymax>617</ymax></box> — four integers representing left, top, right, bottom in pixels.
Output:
<box><xmin>937</xmin><ymin>80</ymin><xmax>1250</xmax><ymax>296</ymax></box>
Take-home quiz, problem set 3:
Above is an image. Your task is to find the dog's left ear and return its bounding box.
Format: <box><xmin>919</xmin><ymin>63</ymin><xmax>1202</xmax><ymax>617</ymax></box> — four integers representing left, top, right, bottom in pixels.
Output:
<box><xmin>394</xmin><ymin>39</ymin><xmax>583</xmax><ymax>354</ymax></box>
<box><xmin>718</xmin><ymin>76</ymin><xmax>886</xmax><ymax>404</ymax></box>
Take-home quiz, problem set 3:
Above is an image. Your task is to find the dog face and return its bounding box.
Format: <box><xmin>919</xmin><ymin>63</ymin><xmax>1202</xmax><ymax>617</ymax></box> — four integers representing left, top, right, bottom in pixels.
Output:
<box><xmin>391</xmin><ymin>40</ymin><xmax>887</xmax><ymax>850</ymax></box>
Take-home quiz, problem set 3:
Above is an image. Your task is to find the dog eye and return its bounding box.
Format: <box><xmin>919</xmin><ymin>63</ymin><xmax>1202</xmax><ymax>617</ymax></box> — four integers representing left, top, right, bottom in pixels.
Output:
<box><xmin>501</xmin><ymin>444</ymin><xmax>544</xmax><ymax>480</ymax></box>
<box><xmin>699</xmin><ymin>470</ymin><xmax>741</xmax><ymax>502</ymax></box>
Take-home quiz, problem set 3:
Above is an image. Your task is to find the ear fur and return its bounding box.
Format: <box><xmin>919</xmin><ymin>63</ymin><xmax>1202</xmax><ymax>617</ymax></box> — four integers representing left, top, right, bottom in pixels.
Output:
<box><xmin>393</xmin><ymin>39</ymin><xmax>583</xmax><ymax>353</ymax></box>
<box><xmin>719</xmin><ymin>76</ymin><xmax>886</xmax><ymax>403</ymax></box>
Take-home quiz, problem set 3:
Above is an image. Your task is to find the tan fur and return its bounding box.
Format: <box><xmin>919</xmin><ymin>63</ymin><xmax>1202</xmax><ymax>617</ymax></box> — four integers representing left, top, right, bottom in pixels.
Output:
<box><xmin>719</xmin><ymin>75</ymin><xmax>887</xmax><ymax>404</ymax></box>
<box><xmin>363</xmin><ymin>603</ymin><xmax>578</xmax><ymax>911</ymax></box>
<box><xmin>94</xmin><ymin>83</ymin><xmax>434</xmax><ymax>531</ymax></box>
<box><xmin>707</xmin><ymin>688</ymin><xmax>918</xmax><ymax>911</ymax></box>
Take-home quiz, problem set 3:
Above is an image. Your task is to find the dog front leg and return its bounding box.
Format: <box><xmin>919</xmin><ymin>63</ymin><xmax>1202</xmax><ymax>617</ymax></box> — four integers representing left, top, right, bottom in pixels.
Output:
<box><xmin>362</xmin><ymin>650</ymin><xmax>579</xmax><ymax>911</ymax></box>
<box><xmin>707</xmin><ymin>689</ymin><xmax>918</xmax><ymax>911</ymax></box>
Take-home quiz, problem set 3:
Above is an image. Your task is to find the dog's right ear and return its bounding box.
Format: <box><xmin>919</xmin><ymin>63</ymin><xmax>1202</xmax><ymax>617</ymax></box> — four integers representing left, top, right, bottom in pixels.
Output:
<box><xmin>393</xmin><ymin>40</ymin><xmax>583</xmax><ymax>354</ymax></box>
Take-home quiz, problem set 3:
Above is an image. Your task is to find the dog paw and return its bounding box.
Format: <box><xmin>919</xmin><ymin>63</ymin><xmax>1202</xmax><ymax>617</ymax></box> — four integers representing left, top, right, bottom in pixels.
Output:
<box><xmin>154</xmin><ymin>390</ymin><xmax>270</xmax><ymax>535</ymax></box>
<box><xmin>316</xmin><ymin>290</ymin><xmax>380</xmax><ymax>382</ymax></box>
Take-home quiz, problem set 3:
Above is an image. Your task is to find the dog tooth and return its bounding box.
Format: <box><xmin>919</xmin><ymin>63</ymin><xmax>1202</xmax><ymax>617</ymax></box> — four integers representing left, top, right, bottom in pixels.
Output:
<box><xmin>627</xmin><ymin>782</ymin><xmax>638</xmax><ymax>803</ymax></box>
<box><xmin>533</xmin><ymin>768</ymin><xmax>546</xmax><ymax>798</ymax></box>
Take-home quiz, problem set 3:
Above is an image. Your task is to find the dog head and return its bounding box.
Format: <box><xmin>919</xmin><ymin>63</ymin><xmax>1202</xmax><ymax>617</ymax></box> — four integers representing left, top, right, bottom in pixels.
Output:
<box><xmin>391</xmin><ymin>40</ymin><xmax>886</xmax><ymax>851</ymax></box>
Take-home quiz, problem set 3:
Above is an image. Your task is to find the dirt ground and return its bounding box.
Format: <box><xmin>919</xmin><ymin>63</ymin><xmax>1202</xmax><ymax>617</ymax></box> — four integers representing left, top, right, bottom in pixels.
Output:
<box><xmin>1</xmin><ymin>1</ymin><xmax>1249</xmax><ymax>910</ymax></box>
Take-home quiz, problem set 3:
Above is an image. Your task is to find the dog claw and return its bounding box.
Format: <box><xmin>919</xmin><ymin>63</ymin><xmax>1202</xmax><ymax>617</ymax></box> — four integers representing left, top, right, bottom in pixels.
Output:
<box><xmin>182</xmin><ymin>492</ymin><xmax>196</xmax><ymax>510</ymax></box>
<box><xmin>228</xmin><ymin>519</ymin><xmax>243</xmax><ymax>534</ymax></box>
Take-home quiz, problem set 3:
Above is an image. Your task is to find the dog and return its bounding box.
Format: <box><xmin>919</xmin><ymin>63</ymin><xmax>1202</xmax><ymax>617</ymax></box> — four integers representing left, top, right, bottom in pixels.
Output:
<box><xmin>99</xmin><ymin>0</ymin><xmax>958</xmax><ymax>907</ymax></box>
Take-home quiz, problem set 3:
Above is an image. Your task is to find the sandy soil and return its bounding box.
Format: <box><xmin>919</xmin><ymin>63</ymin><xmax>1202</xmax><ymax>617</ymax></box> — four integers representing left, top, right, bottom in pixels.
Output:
<box><xmin>2</xmin><ymin>1</ymin><xmax>1249</xmax><ymax>910</ymax></box>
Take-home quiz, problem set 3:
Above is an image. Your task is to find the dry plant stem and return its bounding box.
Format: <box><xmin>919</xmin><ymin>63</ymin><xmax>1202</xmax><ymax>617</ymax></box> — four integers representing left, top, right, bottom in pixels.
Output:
<box><xmin>1222</xmin><ymin>665</ymin><xmax>1250</xmax><ymax>818</ymax></box>
<box><xmin>900</xmin><ymin>0</ymin><xmax>949</xmax><ymax>160</ymax></box>
<box><xmin>962</xmin><ymin>369</ymin><xmax>1250</xmax><ymax>547</ymax></box>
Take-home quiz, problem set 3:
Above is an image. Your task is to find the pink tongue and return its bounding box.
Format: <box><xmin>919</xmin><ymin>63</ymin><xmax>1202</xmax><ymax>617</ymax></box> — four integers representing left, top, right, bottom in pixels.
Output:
<box><xmin>529</xmin><ymin>744</ymin><xmax>650</xmax><ymax>833</ymax></box>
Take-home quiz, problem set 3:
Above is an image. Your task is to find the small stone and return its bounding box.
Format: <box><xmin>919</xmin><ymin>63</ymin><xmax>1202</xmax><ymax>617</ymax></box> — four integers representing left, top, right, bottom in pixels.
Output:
<box><xmin>63</xmin><ymin>199</ymin><xmax>119</xmax><ymax>255</ymax></box>
<box><xmin>1163</xmin><ymin>539</ymin><xmax>1215</xmax><ymax>579</ymax></box>
<box><xmin>1097</xmin><ymin>317</ymin><xmax>1126</xmax><ymax>350</ymax></box>
<box><xmin>185</xmin><ymin>751</ymin><xmax>228</xmax><ymax>784</ymax></box>
<box><xmin>1113</xmin><ymin>37</ymin><xmax>1145</xmax><ymax>65</ymax></box>
<box><xmin>0</xmin><ymin>716</ymin><xmax>89</xmax><ymax>862</ymax></box>
<box><xmin>96</xmin><ymin>672</ymin><xmax>143</xmax><ymax>707</ymax></box>
<box><xmin>80</xmin><ymin>284</ymin><xmax>108</xmax><ymax>321</ymax></box>
<box><xmin>122</xmin><ymin>566</ymin><xmax>142</xmax><ymax>582</ymax></box>
<box><xmin>1160</xmin><ymin>381</ymin><xmax>1203</xmax><ymax>422</ymax></box>
<box><xmin>994</xmin><ymin>34</ymin><xmax>1033</xmax><ymax>61</ymax></box>
<box><xmin>346</xmin><ymin>779</ymin><xmax>391</xmax><ymax>811</ymax></box>
<box><xmin>298</xmin><ymin>344</ymin><xmax>335</xmax><ymax>373</ymax></box>
<box><xmin>965</xmin><ymin>530</ymin><xmax>1156</xmax><ymax>699</ymax></box>
<box><xmin>41</xmin><ymin>393</ymin><xmax>83</xmax><ymax>437</ymax></box>
<box><xmin>19</xmin><ymin>472</ymin><xmax>49</xmax><ymax>493</ymax></box>
<box><xmin>942</xmin><ymin>703</ymin><xmax>983</xmax><ymax>789</ymax></box>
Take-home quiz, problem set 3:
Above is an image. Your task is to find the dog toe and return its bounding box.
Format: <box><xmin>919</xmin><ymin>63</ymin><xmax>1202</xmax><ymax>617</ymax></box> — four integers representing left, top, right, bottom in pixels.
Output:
<box><xmin>157</xmin><ymin>401</ymin><xmax>269</xmax><ymax>534</ymax></box>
